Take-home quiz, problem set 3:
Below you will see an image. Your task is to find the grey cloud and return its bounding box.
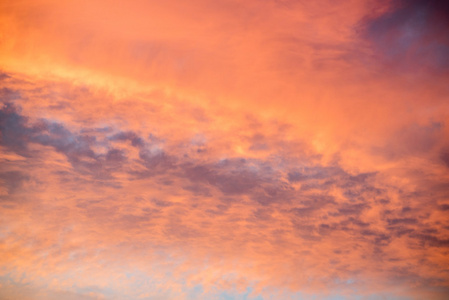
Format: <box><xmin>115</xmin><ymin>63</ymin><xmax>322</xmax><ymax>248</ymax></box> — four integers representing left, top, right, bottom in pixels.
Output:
<box><xmin>0</xmin><ymin>72</ymin><xmax>11</xmax><ymax>80</ymax></box>
<box><xmin>410</xmin><ymin>233</ymin><xmax>449</xmax><ymax>248</ymax></box>
<box><xmin>0</xmin><ymin>171</ymin><xmax>29</xmax><ymax>196</ymax></box>
<box><xmin>138</xmin><ymin>149</ymin><xmax>175</xmax><ymax>177</ymax></box>
<box><xmin>360</xmin><ymin>0</ymin><xmax>449</xmax><ymax>71</ymax></box>
<box><xmin>33</xmin><ymin>123</ymin><xmax>96</xmax><ymax>160</ymax></box>
<box><xmin>105</xmin><ymin>148</ymin><xmax>127</xmax><ymax>163</ymax></box>
<box><xmin>0</xmin><ymin>102</ymin><xmax>34</xmax><ymax>155</ymax></box>
<box><xmin>387</xmin><ymin>218</ymin><xmax>419</xmax><ymax>226</ymax></box>
<box><xmin>440</xmin><ymin>150</ymin><xmax>449</xmax><ymax>168</ymax></box>
<box><xmin>291</xmin><ymin>194</ymin><xmax>335</xmax><ymax>215</ymax></box>
<box><xmin>250</xmin><ymin>182</ymin><xmax>295</xmax><ymax>205</ymax></box>
<box><xmin>182</xmin><ymin>184</ymin><xmax>213</xmax><ymax>198</ymax></box>
<box><xmin>373</xmin><ymin>122</ymin><xmax>445</xmax><ymax>160</ymax></box>
<box><xmin>0</xmin><ymin>103</ymin><xmax>124</xmax><ymax>180</ymax></box>
<box><xmin>9</xmin><ymin>100</ymin><xmax>448</xmax><ymax>263</ymax></box>
<box><xmin>48</xmin><ymin>101</ymin><xmax>71</xmax><ymax>110</ymax></box>
<box><xmin>110</xmin><ymin>131</ymin><xmax>145</xmax><ymax>148</ymax></box>
<box><xmin>438</xmin><ymin>204</ymin><xmax>449</xmax><ymax>211</ymax></box>
<box><xmin>288</xmin><ymin>166</ymin><xmax>344</xmax><ymax>183</ymax></box>
<box><xmin>182</xmin><ymin>159</ymin><xmax>262</xmax><ymax>196</ymax></box>
<box><xmin>345</xmin><ymin>217</ymin><xmax>370</xmax><ymax>228</ymax></box>
<box><xmin>152</xmin><ymin>198</ymin><xmax>173</xmax><ymax>207</ymax></box>
<box><xmin>1</xmin><ymin>102</ymin><xmax>390</xmax><ymax>211</ymax></box>
<box><xmin>337</xmin><ymin>203</ymin><xmax>370</xmax><ymax>216</ymax></box>
<box><xmin>0</xmin><ymin>87</ymin><xmax>21</xmax><ymax>102</ymax></box>
<box><xmin>248</xmin><ymin>133</ymin><xmax>269</xmax><ymax>151</ymax></box>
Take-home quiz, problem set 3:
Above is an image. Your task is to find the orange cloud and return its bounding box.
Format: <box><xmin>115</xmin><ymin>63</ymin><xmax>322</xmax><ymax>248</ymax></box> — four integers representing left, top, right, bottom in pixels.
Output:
<box><xmin>0</xmin><ymin>0</ymin><xmax>448</xmax><ymax>299</ymax></box>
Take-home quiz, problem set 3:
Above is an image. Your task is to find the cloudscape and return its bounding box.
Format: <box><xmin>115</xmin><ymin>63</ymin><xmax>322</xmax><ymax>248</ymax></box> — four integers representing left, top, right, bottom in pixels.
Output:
<box><xmin>0</xmin><ymin>0</ymin><xmax>448</xmax><ymax>299</ymax></box>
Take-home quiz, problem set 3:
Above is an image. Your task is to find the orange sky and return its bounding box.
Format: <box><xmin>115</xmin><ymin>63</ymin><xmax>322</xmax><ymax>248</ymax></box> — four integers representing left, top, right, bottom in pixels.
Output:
<box><xmin>1</xmin><ymin>0</ymin><xmax>449</xmax><ymax>299</ymax></box>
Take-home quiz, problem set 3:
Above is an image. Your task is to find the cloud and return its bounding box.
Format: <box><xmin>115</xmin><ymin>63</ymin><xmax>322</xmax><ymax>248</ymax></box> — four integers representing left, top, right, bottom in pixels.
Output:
<box><xmin>0</xmin><ymin>0</ymin><xmax>449</xmax><ymax>298</ymax></box>
<box><xmin>360</xmin><ymin>0</ymin><xmax>449</xmax><ymax>72</ymax></box>
<box><xmin>0</xmin><ymin>170</ymin><xmax>29</xmax><ymax>196</ymax></box>
<box><xmin>2</xmin><ymin>88</ymin><xmax>448</xmax><ymax>300</ymax></box>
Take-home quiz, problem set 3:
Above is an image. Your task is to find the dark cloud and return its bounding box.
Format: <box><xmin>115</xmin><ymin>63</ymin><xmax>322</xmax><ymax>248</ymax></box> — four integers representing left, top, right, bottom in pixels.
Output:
<box><xmin>152</xmin><ymin>198</ymin><xmax>173</xmax><ymax>207</ymax></box>
<box><xmin>248</xmin><ymin>133</ymin><xmax>269</xmax><ymax>151</ymax></box>
<box><xmin>0</xmin><ymin>102</ymin><xmax>391</xmax><ymax>213</ymax></box>
<box><xmin>182</xmin><ymin>159</ymin><xmax>263</xmax><ymax>196</ymax></box>
<box><xmin>4</xmin><ymin>99</ymin><xmax>448</xmax><ymax>278</ymax></box>
<box><xmin>361</xmin><ymin>0</ymin><xmax>449</xmax><ymax>72</ymax></box>
<box><xmin>346</xmin><ymin>217</ymin><xmax>370</xmax><ymax>228</ymax></box>
<box><xmin>373</xmin><ymin>122</ymin><xmax>444</xmax><ymax>160</ymax></box>
<box><xmin>387</xmin><ymin>218</ymin><xmax>418</xmax><ymax>226</ymax></box>
<box><xmin>0</xmin><ymin>87</ymin><xmax>21</xmax><ymax>102</ymax></box>
<box><xmin>287</xmin><ymin>171</ymin><xmax>308</xmax><ymax>182</ymax></box>
<box><xmin>410</xmin><ymin>232</ymin><xmax>449</xmax><ymax>248</ymax></box>
<box><xmin>337</xmin><ymin>203</ymin><xmax>370</xmax><ymax>216</ymax></box>
<box><xmin>401</xmin><ymin>206</ymin><xmax>412</xmax><ymax>213</ymax></box>
<box><xmin>288</xmin><ymin>166</ymin><xmax>344</xmax><ymax>183</ymax></box>
<box><xmin>33</xmin><ymin>122</ymin><xmax>96</xmax><ymax>160</ymax></box>
<box><xmin>291</xmin><ymin>194</ymin><xmax>335</xmax><ymax>216</ymax></box>
<box><xmin>138</xmin><ymin>149</ymin><xmax>175</xmax><ymax>176</ymax></box>
<box><xmin>80</xmin><ymin>127</ymin><xmax>113</xmax><ymax>134</ymax></box>
<box><xmin>0</xmin><ymin>171</ymin><xmax>29</xmax><ymax>196</ymax></box>
<box><xmin>182</xmin><ymin>183</ymin><xmax>213</xmax><ymax>197</ymax></box>
<box><xmin>0</xmin><ymin>102</ymin><xmax>34</xmax><ymax>155</ymax></box>
<box><xmin>109</xmin><ymin>131</ymin><xmax>145</xmax><ymax>148</ymax></box>
<box><xmin>440</xmin><ymin>150</ymin><xmax>449</xmax><ymax>168</ymax></box>
<box><xmin>438</xmin><ymin>204</ymin><xmax>449</xmax><ymax>211</ymax></box>
<box><xmin>0</xmin><ymin>103</ymin><xmax>124</xmax><ymax>180</ymax></box>
<box><xmin>250</xmin><ymin>182</ymin><xmax>295</xmax><ymax>205</ymax></box>
<box><xmin>105</xmin><ymin>148</ymin><xmax>127</xmax><ymax>163</ymax></box>
<box><xmin>0</xmin><ymin>72</ymin><xmax>11</xmax><ymax>81</ymax></box>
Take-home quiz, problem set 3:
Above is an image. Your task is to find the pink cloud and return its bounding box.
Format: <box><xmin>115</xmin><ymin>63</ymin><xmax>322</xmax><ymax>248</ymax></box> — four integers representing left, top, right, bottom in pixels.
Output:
<box><xmin>0</xmin><ymin>0</ymin><xmax>448</xmax><ymax>299</ymax></box>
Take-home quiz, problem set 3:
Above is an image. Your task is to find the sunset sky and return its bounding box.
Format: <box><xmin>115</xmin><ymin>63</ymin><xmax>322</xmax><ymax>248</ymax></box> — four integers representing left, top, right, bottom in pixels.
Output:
<box><xmin>1</xmin><ymin>0</ymin><xmax>449</xmax><ymax>299</ymax></box>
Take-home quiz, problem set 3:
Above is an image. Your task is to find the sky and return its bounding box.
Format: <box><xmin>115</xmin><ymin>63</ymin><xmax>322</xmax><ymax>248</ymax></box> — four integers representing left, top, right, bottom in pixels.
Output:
<box><xmin>0</xmin><ymin>0</ymin><xmax>448</xmax><ymax>299</ymax></box>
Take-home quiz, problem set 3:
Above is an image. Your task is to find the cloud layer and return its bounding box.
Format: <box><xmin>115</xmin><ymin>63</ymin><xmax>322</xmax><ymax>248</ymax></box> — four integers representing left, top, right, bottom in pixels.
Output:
<box><xmin>1</xmin><ymin>0</ymin><xmax>449</xmax><ymax>299</ymax></box>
